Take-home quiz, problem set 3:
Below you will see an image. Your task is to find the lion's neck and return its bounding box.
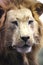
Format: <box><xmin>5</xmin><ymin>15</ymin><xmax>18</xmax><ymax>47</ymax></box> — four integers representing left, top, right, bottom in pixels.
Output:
<box><xmin>16</xmin><ymin>52</ymin><xmax>38</xmax><ymax>65</ymax></box>
<box><xmin>0</xmin><ymin>51</ymin><xmax>38</xmax><ymax>65</ymax></box>
<box><xmin>22</xmin><ymin>54</ymin><xmax>29</xmax><ymax>65</ymax></box>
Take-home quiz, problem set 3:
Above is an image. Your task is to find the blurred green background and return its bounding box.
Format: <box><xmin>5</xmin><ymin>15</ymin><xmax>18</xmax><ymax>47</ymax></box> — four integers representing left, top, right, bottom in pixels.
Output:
<box><xmin>38</xmin><ymin>48</ymin><xmax>43</xmax><ymax>65</ymax></box>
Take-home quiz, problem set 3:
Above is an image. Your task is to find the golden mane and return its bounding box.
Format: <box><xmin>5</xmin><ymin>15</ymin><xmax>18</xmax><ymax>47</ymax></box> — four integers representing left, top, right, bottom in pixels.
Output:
<box><xmin>0</xmin><ymin>0</ymin><xmax>37</xmax><ymax>10</ymax></box>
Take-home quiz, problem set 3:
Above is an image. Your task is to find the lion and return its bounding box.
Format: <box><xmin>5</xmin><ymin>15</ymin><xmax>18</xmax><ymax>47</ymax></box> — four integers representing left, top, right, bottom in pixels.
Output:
<box><xmin>0</xmin><ymin>0</ymin><xmax>43</xmax><ymax>65</ymax></box>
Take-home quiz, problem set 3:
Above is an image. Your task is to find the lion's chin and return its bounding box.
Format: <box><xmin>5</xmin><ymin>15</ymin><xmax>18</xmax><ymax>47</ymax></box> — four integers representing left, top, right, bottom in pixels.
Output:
<box><xmin>16</xmin><ymin>46</ymin><xmax>32</xmax><ymax>53</ymax></box>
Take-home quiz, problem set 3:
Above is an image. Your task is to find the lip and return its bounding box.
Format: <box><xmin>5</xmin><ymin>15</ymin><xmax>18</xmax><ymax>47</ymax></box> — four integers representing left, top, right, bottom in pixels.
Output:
<box><xmin>16</xmin><ymin>45</ymin><xmax>32</xmax><ymax>53</ymax></box>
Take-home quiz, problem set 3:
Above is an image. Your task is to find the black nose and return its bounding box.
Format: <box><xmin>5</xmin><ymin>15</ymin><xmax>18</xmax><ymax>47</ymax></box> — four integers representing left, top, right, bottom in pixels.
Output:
<box><xmin>21</xmin><ymin>36</ymin><xmax>30</xmax><ymax>42</ymax></box>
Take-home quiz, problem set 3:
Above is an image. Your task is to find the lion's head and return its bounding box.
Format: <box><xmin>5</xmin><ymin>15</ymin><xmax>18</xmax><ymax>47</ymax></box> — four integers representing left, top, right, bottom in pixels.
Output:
<box><xmin>4</xmin><ymin>6</ymin><xmax>42</xmax><ymax>53</ymax></box>
<box><xmin>0</xmin><ymin>0</ymin><xmax>43</xmax><ymax>54</ymax></box>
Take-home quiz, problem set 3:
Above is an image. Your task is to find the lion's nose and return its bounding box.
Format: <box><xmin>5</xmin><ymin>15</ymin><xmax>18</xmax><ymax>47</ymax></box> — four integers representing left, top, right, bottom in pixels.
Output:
<box><xmin>21</xmin><ymin>36</ymin><xmax>30</xmax><ymax>42</ymax></box>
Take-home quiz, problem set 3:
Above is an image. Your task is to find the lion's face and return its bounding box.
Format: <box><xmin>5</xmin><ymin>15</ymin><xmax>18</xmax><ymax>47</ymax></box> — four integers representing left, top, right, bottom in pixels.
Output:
<box><xmin>5</xmin><ymin>8</ymin><xmax>41</xmax><ymax>53</ymax></box>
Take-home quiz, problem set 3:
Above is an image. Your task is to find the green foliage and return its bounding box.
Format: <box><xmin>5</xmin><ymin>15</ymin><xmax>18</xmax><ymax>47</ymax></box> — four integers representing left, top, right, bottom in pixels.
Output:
<box><xmin>38</xmin><ymin>48</ymin><xmax>43</xmax><ymax>65</ymax></box>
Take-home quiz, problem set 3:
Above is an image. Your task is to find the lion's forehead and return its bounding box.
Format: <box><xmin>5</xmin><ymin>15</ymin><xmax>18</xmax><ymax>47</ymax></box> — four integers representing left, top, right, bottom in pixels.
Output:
<box><xmin>7</xmin><ymin>8</ymin><xmax>33</xmax><ymax>21</ymax></box>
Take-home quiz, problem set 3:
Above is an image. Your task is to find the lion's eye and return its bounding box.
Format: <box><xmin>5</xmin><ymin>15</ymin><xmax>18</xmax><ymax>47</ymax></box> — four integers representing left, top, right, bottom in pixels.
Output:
<box><xmin>12</xmin><ymin>21</ymin><xmax>18</xmax><ymax>26</ymax></box>
<box><xmin>29</xmin><ymin>20</ymin><xmax>33</xmax><ymax>24</ymax></box>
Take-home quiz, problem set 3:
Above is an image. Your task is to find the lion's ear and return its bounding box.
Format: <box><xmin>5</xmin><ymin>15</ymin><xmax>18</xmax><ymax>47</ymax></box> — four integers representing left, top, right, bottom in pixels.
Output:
<box><xmin>31</xmin><ymin>3</ymin><xmax>43</xmax><ymax>25</ymax></box>
<box><xmin>37</xmin><ymin>3</ymin><xmax>43</xmax><ymax>25</ymax></box>
<box><xmin>0</xmin><ymin>7</ymin><xmax>6</xmax><ymax>29</ymax></box>
<box><xmin>35</xmin><ymin>3</ymin><xmax>43</xmax><ymax>16</ymax></box>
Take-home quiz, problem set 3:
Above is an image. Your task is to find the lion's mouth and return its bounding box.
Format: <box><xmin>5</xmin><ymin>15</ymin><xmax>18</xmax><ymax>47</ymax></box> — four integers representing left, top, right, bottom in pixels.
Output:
<box><xmin>13</xmin><ymin>44</ymin><xmax>32</xmax><ymax>53</ymax></box>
